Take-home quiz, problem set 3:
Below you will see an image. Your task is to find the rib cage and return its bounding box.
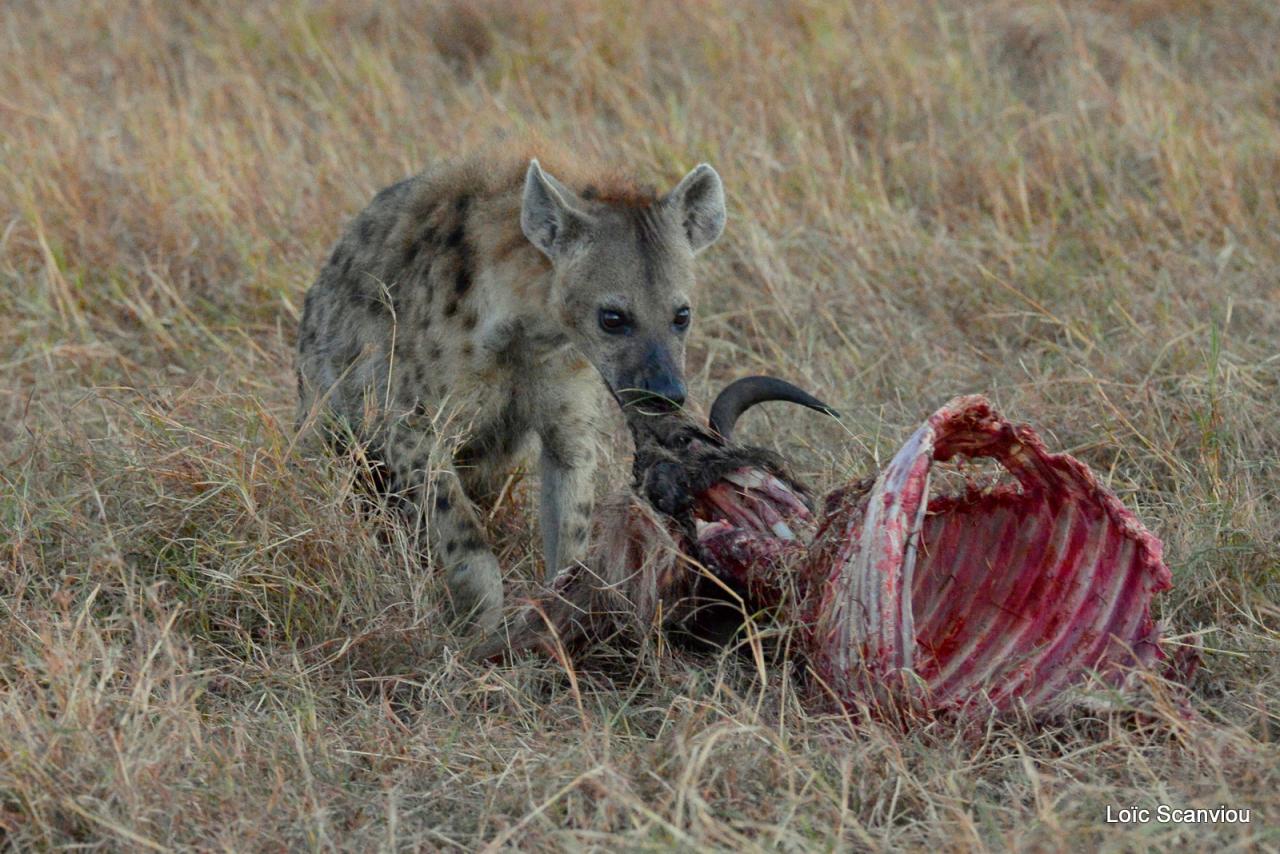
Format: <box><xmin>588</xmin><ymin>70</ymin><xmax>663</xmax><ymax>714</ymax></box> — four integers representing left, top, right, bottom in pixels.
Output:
<box><xmin>802</xmin><ymin>395</ymin><xmax>1171</xmax><ymax>713</ymax></box>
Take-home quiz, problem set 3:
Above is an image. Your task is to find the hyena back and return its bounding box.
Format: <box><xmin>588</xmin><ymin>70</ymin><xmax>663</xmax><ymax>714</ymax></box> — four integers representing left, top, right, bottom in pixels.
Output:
<box><xmin>296</xmin><ymin>147</ymin><xmax>727</xmax><ymax>632</ymax></box>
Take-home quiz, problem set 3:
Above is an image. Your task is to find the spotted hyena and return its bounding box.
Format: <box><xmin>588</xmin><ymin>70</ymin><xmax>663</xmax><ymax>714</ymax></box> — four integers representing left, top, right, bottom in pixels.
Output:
<box><xmin>296</xmin><ymin>146</ymin><xmax>727</xmax><ymax>632</ymax></box>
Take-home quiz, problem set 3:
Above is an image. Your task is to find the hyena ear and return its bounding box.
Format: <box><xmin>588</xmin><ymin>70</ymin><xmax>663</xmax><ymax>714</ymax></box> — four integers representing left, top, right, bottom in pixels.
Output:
<box><xmin>521</xmin><ymin>159</ymin><xmax>591</xmax><ymax>259</ymax></box>
<box><xmin>667</xmin><ymin>164</ymin><xmax>726</xmax><ymax>254</ymax></box>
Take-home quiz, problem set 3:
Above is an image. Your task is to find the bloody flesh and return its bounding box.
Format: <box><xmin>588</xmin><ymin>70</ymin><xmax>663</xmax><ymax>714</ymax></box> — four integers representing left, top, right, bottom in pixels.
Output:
<box><xmin>484</xmin><ymin>394</ymin><xmax>1176</xmax><ymax>716</ymax></box>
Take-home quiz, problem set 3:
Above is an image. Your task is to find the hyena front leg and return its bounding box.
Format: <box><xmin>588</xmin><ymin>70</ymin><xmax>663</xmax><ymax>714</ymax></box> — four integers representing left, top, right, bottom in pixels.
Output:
<box><xmin>386</xmin><ymin>421</ymin><xmax>504</xmax><ymax>633</ymax></box>
<box><xmin>538</xmin><ymin>421</ymin><xmax>598</xmax><ymax>582</ymax></box>
<box><xmin>431</xmin><ymin>477</ymin><xmax>505</xmax><ymax>633</ymax></box>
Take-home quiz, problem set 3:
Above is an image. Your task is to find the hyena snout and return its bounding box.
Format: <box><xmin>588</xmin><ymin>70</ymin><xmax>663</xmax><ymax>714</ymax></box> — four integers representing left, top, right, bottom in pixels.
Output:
<box><xmin>617</xmin><ymin>342</ymin><xmax>686</xmax><ymax>411</ymax></box>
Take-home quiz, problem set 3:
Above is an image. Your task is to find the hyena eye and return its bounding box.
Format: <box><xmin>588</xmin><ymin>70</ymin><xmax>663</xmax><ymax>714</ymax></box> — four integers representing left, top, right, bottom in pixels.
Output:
<box><xmin>598</xmin><ymin>308</ymin><xmax>630</xmax><ymax>335</ymax></box>
<box><xmin>673</xmin><ymin>306</ymin><xmax>691</xmax><ymax>331</ymax></box>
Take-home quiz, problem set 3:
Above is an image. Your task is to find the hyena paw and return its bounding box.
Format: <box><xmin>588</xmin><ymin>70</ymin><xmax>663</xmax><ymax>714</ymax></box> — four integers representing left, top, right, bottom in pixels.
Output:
<box><xmin>446</xmin><ymin>554</ymin><xmax>504</xmax><ymax>634</ymax></box>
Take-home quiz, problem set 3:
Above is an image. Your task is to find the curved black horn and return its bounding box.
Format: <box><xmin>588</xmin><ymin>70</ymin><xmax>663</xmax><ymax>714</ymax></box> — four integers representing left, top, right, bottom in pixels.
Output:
<box><xmin>708</xmin><ymin>375</ymin><xmax>839</xmax><ymax>441</ymax></box>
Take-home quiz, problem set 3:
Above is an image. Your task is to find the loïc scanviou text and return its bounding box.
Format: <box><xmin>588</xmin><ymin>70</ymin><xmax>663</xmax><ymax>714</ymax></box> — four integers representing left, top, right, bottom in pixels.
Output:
<box><xmin>1106</xmin><ymin>804</ymin><xmax>1251</xmax><ymax>824</ymax></box>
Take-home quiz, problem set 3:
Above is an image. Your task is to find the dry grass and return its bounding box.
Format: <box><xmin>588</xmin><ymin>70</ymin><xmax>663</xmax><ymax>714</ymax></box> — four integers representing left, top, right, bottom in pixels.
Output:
<box><xmin>2</xmin><ymin>0</ymin><xmax>1278</xmax><ymax>849</ymax></box>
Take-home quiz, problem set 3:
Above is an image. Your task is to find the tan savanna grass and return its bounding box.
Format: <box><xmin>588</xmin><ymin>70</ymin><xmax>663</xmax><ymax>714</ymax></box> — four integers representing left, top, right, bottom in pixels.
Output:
<box><xmin>1</xmin><ymin>0</ymin><xmax>1278</xmax><ymax>849</ymax></box>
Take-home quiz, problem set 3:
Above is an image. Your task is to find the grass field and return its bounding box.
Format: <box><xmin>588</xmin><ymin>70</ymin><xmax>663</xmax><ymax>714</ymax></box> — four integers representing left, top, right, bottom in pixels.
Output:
<box><xmin>2</xmin><ymin>0</ymin><xmax>1278</xmax><ymax>849</ymax></box>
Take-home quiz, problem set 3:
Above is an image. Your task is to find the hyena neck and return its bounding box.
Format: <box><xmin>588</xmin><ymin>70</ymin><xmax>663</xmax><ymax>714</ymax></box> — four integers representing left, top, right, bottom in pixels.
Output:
<box><xmin>477</xmin><ymin>308</ymin><xmax>574</xmax><ymax>366</ymax></box>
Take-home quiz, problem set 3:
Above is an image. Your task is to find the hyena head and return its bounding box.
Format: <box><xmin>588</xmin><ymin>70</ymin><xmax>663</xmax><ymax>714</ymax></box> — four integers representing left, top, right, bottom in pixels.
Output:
<box><xmin>521</xmin><ymin>159</ymin><xmax>726</xmax><ymax>411</ymax></box>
